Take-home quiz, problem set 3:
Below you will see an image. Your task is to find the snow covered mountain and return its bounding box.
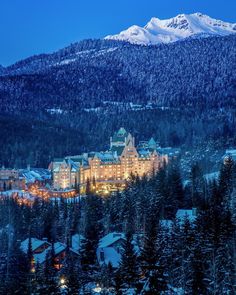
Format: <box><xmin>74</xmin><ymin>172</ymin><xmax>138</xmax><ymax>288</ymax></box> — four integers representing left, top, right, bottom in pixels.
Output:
<box><xmin>105</xmin><ymin>13</ymin><xmax>236</xmax><ymax>45</ymax></box>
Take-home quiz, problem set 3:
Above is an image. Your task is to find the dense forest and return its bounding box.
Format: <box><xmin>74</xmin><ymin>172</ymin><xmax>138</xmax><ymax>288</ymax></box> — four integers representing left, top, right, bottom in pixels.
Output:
<box><xmin>1</xmin><ymin>36</ymin><xmax>236</xmax><ymax>111</ymax></box>
<box><xmin>0</xmin><ymin>158</ymin><xmax>235</xmax><ymax>294</ymax></box>
<box><xmin>0</xmin><ymin>106</ymin><xmax>235</xmax><ymax>168</ymax></box>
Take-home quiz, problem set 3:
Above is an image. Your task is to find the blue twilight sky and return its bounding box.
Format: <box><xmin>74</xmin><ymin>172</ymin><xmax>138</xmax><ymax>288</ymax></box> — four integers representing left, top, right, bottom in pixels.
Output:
<box><xmin>1</xmin><ymin>0</ymin><xmax>236</xmax><ymax>66</ymax></box>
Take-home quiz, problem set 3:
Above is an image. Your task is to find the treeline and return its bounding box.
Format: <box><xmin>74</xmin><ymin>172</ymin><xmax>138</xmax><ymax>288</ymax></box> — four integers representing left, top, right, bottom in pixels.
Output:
<box><xmin>0</xmin><ymin>158</ymin><xmax>235</xmax><ymax>293</ymax></box>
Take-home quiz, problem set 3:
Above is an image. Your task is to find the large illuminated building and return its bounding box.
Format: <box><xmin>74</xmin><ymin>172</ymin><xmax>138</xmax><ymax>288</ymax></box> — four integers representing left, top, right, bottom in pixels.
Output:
<box><xmin>50</xmin><ymin>128</ymin><xmax>180</xmax><ymax>194</ymax></box>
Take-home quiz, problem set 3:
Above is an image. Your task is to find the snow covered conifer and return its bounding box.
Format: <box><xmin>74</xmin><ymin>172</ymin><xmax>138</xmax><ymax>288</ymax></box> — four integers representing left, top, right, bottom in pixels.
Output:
<box><xmin>119</xmin><ymin>231</ymin><xmax>139</xmax><ymax>290</ymax></box>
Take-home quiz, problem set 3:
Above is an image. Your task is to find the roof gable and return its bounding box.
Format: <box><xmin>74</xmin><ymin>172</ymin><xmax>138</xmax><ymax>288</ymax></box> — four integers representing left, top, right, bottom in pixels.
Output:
<box><xmin>148</xmin><ymin>137</ymin><xmax>156</xmax><ymax>147</ymax></box>
<box><xmin>99</xmin><ymin>232</ymin><xmax>125</xmax><ymax>248</ymax></box>
<box><xmin>21</xmin><ymin>238</ymin><xmax>50</xmax><ymax>253</ymax></box>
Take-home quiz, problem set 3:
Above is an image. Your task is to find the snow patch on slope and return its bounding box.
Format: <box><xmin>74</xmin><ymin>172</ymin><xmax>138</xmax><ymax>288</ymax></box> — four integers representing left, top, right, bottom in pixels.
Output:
<box><xmin>55</xmin><ymin>47</ymin><xmax>119</xmax><ymax>66</ymax></box>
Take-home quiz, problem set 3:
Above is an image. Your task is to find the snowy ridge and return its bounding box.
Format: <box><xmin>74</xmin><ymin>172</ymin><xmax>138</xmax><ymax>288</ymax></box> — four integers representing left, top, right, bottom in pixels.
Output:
<box><xmin>105</xmin><ymin>13</ymin><xmax>236</xmax><ymax>45</ymax></box>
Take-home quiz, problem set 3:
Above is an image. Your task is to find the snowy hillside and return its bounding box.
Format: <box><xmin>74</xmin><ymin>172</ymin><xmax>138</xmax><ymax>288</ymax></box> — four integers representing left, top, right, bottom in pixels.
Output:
<box><xmin>105</xmin><ymin>13</ymin><xmax>236</xmax><ymax>44</ymax></box>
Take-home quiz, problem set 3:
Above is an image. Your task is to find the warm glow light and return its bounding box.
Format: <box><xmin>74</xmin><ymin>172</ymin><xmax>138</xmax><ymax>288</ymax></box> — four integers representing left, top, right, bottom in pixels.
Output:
<box><xmin>60</xmin><ymin>278</ymin><xmax>65</xmax><ymax>285</ymax></box>
<box><xmin>93</xmin><ymin>284</ymin><xmax>102</xmax><ymax>293</ymax></box>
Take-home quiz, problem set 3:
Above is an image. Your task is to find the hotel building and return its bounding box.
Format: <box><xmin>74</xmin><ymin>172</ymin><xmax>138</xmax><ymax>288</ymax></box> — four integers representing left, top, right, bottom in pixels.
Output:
<box><xmin>50</xmin><ymin>128</ymin><xmax>180</xmax><ymax>194</ymax></box>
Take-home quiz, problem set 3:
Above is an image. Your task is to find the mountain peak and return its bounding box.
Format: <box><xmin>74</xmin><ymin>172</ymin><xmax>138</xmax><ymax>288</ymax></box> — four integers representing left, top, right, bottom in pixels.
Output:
<box><xmin>105</xmin><ymin>13</ymin><xmax>236</xmax><ymax>45</ymax></box>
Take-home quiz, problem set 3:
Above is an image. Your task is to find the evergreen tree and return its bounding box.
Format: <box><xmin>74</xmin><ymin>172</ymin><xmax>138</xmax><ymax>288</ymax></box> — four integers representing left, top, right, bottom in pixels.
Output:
<box><xmin>62</xmin><ymin>248</ymin><xmax>81</xmax><ymax>295</ymax></box>
<box><xmin>99</xmin><ymin>262</ymin><xmax>114</xmax><ymax>291</ymax></box>
<box><xmin>154</xmin><ymin>165</ymin><xmax>169</xmax><ymax>219</ymax></box>
<box><xmin>2</xmin><ymin>239</ymin><xmax>29</xmax><ymax>295</ymax></box>
<box><xmin>140</xmin><ymin>211</ymin><xmax>167</xmax><ymax>294</ymax></box>
<box><xmin>121</xmin><ymin>189</ymin><xmax>136</xmax><ymax>234</ymax></box>
<box><xmin>80</xmin><ymin>194</ymin><xmax>102</xmax><ymax>282</ymax></box>
<box><xmin>189</xmin><ymin>163</ymin><xmax>205</xmax><ymax>208</ymax></box>
<box><xmin>43</xmin><ymin>243</ymin><xmax>59</xmax><ymax>294</ymax></box>
<box><xmin>219</xmin><ymin>156</ymin><xmax>234</xmax><ymax>207</ymax></box>
<box><xmin>27</xmin><ymin>235</ymin><xmax>34</xmax><ymax>273</ymax></box>
<box><xmin>186</xmin><ymin>246</ymin><xmax>207</xmax><ymax>295</ymax></box>
<box><xmin>114</xmin><ymin>270</ymin><xmax>123</xmax><ymax>295</ymax></box>
<box><xmin>119</xmin><ymin>231</ymin><xmax>139</xmax><ymax>290</ymax></box>
<box><xmin>140</xmin><ymin>210</ymin><xmax>158</xmax><ymax>275</ymax></box>
<box><xmin>168</xmin><ymin>163</ymin><xmax>184</xmax><ymax>213</ymax></box>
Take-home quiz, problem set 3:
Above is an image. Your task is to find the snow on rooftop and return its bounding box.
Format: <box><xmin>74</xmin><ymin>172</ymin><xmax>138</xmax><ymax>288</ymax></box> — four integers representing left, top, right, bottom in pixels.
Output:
<box><xmin>21</xmin><ymin>237</ymin><xmax>79</xmax><ymax>265</ymax></box>
<box><xmin>159</xmin><ymin>219</ymin><xmax>173</xmax><ymax>230</ymax></box>
<box><xmin>99</xmin><ymin>232</ymin><xmax>125</xmax><ymax>248</ymax></box>
<box><xmin>1</xmin><ymin>190</ymin><xmax>35</xmax><ymax>201</ymax></box>
<box><xmin>34</xmin><ymin>249</ymin><xmax>49</xmax><ymax>264</ymax></box>
<box><xmin>72</xmin><ymin>234</ymin><xmax>84</xmax><ymax>251</ymax></box>
<box><xmin>204</xmin><ymin>171</ymin><xmax>219</xmax><ymax>182</ymax></box>
<box><xmin>97</xmin><ymin>232</ymin><xmax>141</xmax><ymax>268</ymax></box>
<box><xmin>33</xmin><ymin>242</ymin><xmax>66</xmax><ymax>264</ymax></box>
<box><xmin>176</xmin><ymin>209</ymin><xmax>197</xmax><ymax>224</ymax></box>
<box><xmin>225</xmin><ymin>149</ymin><xmax>236</xmax><ymax>155</ymax></box>
<box><xmin>20</xmin><ymin>168</ymin><xmax>51</xmax><ymax>183</ymax></box>
<box><xmin>97</xmin><ymin>247</ymin><xmax>122</xmax><ymax>268</ymax></box>
<box><xmin>54</xmin><ymin>242</ymin><xmax>66</xmax><ymax>255</ymax></box>
<box><xmin>21</xmin><ymin>238</ymin><xmax>49</xmax><ymax>253</ymax></box>
<box><xmin>224</xmin><ymin>149</ymin><xmax>236</xmax><ymax>160</ymax></box>
<box><xmin>183</xmin><ymin>180</ymin><xmax>190</xmax><ymax>187</ymax></box>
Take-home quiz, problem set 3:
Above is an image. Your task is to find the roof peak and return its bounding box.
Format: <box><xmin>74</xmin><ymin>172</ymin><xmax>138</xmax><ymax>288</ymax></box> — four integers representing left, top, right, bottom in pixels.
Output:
<box><xmin>117</xmin><ymin>127</ymin><xmax>127</xmax><ymax>135</ymax></box>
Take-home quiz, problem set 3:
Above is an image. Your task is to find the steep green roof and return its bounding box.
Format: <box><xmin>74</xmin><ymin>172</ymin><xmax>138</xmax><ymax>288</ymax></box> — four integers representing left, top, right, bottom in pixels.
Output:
<box><xmin>148</xmin><ymin>137</ymin><xmax>156</xmax><ymax>146</ymax></box>
<box><xmin>110</xmin><ymin>146</ymin><xmax>124</xmax><ymax>156</ymax></box>
<box><xmin>148</xmin><ymin>138</ymin><xmax>157</xmax><ymax>151</ymax></box>
<box><xmin>54</xmin><ymin>158</ymin><xmax>64</xmax><ymax>162</ymax></box>
<box><xmin>68</xmin><ymin>157</ymin><xmax>83</xmax><ymax>164</ymax></box>
<box><xmin>112</xmin><ymin>128</ymin><xmax>128</xmax><ymax>143</ymax></box>
<box><xmin>117</xmin><ymin>127</ymin><xmax>127</xmax><ymax>135</ymax></box>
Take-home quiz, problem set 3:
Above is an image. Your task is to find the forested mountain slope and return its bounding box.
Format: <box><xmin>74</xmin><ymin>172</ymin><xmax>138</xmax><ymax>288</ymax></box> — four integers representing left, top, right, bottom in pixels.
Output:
<box><xmin>1</xmin><ymin>35</ymin><xmax>236</xmax><ymax>115</ymax></box>
<box><xmin>0</xmin><ymin>36</ymin><xmax>235</xmax><ymax>167</ymax></box>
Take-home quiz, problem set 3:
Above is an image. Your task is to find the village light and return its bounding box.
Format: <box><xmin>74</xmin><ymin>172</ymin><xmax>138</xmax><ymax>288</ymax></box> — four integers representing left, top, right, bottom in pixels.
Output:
<box><xmin>104</xmin><ymin>188</ymin><xmax>109</xmax><ymax>194</ymax></box>
<box><xmin>93</xmin><ymin>284</ymin><xmax>102</xmax><ymax>293</ymax></box>
<box><xmin>59</xmin><ymin>276</ymin><xmax>67</xmax><ymax>290</ymax></box>
<box><xmin>60</xmin><ymin>278</ymin><xmax>65</xmax><ymax>285</ymax></box>
<box><xmin>59</xmin><ymin>277</ymin><xmax>68</xmax><ymax>294</ymax></box>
